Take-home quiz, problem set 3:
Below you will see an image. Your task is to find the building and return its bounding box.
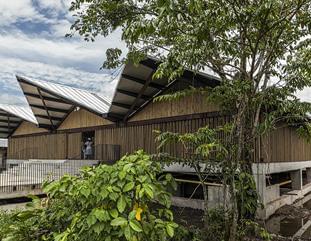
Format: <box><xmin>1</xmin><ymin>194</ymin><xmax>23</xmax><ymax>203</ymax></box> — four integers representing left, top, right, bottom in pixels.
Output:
<box><xmin>3</xmin><ymin>58</ymin><xmax>311</xmax><ymax>218</ymax></box>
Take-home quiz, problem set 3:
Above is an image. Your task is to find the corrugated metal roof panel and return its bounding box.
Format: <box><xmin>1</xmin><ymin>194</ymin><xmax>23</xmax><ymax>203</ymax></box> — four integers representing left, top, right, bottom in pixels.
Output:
<box><xmin>0</xmin><ymin>104</ymin><xmax>37</xmax><ymax>124</ymax></box>
<box><xmin>17</xmin><ymin>76</ymin><xmax>110</xmax><ymax>115</ymax></box>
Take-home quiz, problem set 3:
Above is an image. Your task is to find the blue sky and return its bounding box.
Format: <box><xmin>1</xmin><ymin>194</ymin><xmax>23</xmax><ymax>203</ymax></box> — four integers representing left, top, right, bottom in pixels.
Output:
<box><xmin>0</xmin><ymin>0</ymin><xmax>126</xmax><ymax>105</ymax></box>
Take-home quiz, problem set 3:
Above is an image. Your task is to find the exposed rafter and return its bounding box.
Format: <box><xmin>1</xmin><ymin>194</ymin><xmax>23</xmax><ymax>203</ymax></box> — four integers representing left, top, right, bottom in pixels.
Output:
<box><xmin>121</xmin><ymin>74</ymin><xmax>165</xmax><ymax>90</ymax></box>
<box><xmin>0</xmin><ymin>119</ymin><xmax>20</xmax><ymax>125</ymax></box>
<box><xmin>30</xmin><ymin>104</ymin><xmax>68</xmax><ymax>113</ymax></box>
<box><xmin>123</xmin><ymin>71</ymin><xmax>155</xmax><ymax>122</ymax></box>
<box><xmin>111</xmin><ymin>102</ymin><xmax>137</xmax><ymax>110</ymax></box>
<box><xmin>35</xmin><ymin>114</ymin><xmax>63</xmax><ymax>122</ymax></box>
<box><xmin>116</xmin><ymin>88</ymin><xmax>150</xmax><ymax>101</ymax></box>
<box><xmin>37</xmin><ymin>88</ymin><xmax>55</xmax><ymax>129</ymax></box>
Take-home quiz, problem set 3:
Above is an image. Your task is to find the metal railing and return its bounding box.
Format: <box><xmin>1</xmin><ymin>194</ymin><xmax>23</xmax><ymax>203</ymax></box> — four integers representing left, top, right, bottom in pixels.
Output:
<box><xmin>0</xmin><ymin>144</ymin><xmax>121</xmax><ymax>195</ymax></box>
<box><xmin>0</xmin><ymin>159</ymin><xmax>98</xmax><ymax>194</ymax></box>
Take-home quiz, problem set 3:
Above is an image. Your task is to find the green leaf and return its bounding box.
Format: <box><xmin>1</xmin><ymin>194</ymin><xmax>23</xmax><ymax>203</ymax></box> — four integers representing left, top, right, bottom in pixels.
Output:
<box><xmin>123</xmin><ymin>182</ymin><xmax>135</xmax><ymax>192</ymax></box>
<box><xmin>166</xmin><ymin>224</ymin><xmax>175</xmax><ymax>237</ymax></box>
<box><xmin>144</xmin><ymin>186</ymin><xmax>154</xmax><ymax>199</ymax></box>
<box><xmin>129</xmin><ymin>220</ymin><xmax>143</xmax><ymax>232</ymax></box>
<box><xmin>119</xmin><ymin>170</ymin><xmax>126</xmax><ymax>180</ymax></box>
<box><xmin>93</xmin><ymin>222</ymin><xmax>105</xmax><ymax>234</ymax></box>
<box><xmin>109</xmin><ymin>209</ymin><xmax>118</xmax><ymax>218</ymax></box>
<box><xmin>94</xmin><ymin>209</ymin><xmax>110</xmax><ymax>222</ymax></box>
<box><xmin>117</xmin><ymin>196</ymin><xmax>127</xmax><ymax>213</ymax></box>
<box><xmin>81</xmin><ymin>187</ymin><xmax>91</xmax><ymax>198</ymax></box>
<box><xmin>87</xmin><ymin>214</ymin><xmax>97</xmax><ymax>227</ymax></box>
<box><xmin>100</xmin><ymin>189</ymin><xmax>109</xmax><ymax>199</ymax></box>
<box><xmin>124</xmin><ymin>226</ymin><xmax>132</xmax><ymax>240</ymax></box>
<box><xmin>110</xmin><ymin>217</ymin><xmax>128</xmax><ymax>226</ymax></box>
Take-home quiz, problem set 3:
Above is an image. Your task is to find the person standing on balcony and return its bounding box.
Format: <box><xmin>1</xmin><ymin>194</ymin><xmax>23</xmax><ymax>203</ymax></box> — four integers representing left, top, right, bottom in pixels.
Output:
<box><xmin>85</xmin><ymin>138</ymin><xmax>93</xmax><ymax>160</ymax></box>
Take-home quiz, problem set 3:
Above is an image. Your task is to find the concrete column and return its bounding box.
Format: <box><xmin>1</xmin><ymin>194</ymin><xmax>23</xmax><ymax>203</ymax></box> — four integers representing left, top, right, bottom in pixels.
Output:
<box><xmin>306</xmin><ymin>168</ymin><xmax>311</xmax><ymax>184</ymax></box>
<box><xmin>254</xmin><ymin>174</ymin><xmax>267</xmax><ymax>205</ymax></box>
<box><xmin>290</xmin><ymin>169</ymin><xmax>303</xmax><ymax>190</ymax></box>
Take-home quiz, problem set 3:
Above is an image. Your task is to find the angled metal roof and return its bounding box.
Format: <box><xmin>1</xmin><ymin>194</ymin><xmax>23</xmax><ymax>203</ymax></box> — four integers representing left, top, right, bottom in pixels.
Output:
<box><xmin>16</xmin><ymin>75</ymin><xmax>110</xmax><ymax>130</ymax></box>
<box><xmin>0</xmin><ymin>104</ymin><xmax>37</xmax><ymax>138</ymax></box>
<box><xmin>106</xmin><ymin>57</ymin><xmax>220</xmax><ymax>121</ymax></box>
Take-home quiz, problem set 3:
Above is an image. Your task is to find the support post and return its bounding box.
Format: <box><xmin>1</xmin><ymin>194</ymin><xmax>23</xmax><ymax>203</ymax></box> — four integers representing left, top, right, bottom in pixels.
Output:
<box><xmin>290</xmin><ymin>169</ymin><xmax>303</xmax><ymax>190</ymax></box>
<box><xmin>306</xmin><ymin>168</ymin><xmax>311</xmax><ymax>184</ymax></box>
<box><xmin>254</xmin><ymin>174</ymin><xmax>267</xmax><ymax>205</ymax></box>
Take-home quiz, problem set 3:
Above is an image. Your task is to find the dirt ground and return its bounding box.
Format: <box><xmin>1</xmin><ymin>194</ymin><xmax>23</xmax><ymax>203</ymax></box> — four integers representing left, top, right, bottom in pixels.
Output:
<box><xmin>171</xmin><ymin>205</ymin><xmax>311</xmax><ymax>241</ymax></box>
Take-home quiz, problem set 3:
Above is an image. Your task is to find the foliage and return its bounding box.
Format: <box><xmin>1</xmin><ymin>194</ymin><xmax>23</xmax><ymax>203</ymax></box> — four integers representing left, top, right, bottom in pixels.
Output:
<box><xmin>0</xmin><ymin>151</ymin><xmax>179</xmax><ymax>241</ymax></box>
<box><xmin>235</xmin><ymin>172</ymin><xmax>260</xmax><ymax>219</ymax></box>
<box><xmin>154</xmin><ymin>126</ymin><xmax>228</xmax><ymax>217</ymax></box>
<box><xmin>238</xmin><ymin>220</ymin><xmax>272</xmax><ymax>241</ymax></box>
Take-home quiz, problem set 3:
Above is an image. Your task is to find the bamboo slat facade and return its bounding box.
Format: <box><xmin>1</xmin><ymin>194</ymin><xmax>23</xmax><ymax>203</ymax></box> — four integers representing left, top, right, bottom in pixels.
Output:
<box><xmin>8</xmin><ymin>134</ymin><xmax>67</xmax><ymax>160</ymax></box>
<box><xmin>260</xmin><ymin>126</ymin><xmax>311</xmax><ymax>163</ymax></box>
<box><xmin>58</xmin><ymin>109</ymin><xmax>112</xmax><ymax>130</ymax></box>
<box><xmin>129</xmin><ymin>94</ymin><xmax>219</xmax><ymax>122</ymax></box>
<box><xmin>12</xmin><ymin>122</ymin><xmax>48</xmax><ymax>136</ymax></box>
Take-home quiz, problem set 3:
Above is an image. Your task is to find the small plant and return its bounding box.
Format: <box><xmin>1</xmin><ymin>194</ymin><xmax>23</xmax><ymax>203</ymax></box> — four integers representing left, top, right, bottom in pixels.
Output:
<box><xmin>0</xmin><ymin>150</ymin><xmax>179</xmax><ymax>241</ymax></box>
<box><xmin>238</xmin><ymin>220</ymin><xmax>272</xmax><ymax>241</ymax></box>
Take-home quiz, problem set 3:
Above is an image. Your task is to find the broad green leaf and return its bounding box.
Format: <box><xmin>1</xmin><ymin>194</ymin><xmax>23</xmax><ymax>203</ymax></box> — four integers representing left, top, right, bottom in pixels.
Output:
<box><xmin>110</xmin><ymin>217</ymin><xmax>128</xmax><ymax>226</ymax></box>
<box><xmin>117</xmin><ymin>196</ymin><xmax>127</xmax><ymax>213</ymax></box>
<box><xmin>129</xmin><ymin>220</ymin><xmax>143</xmax><ymax>232</ymax></box>
<box><xmin>81</xmin><ymin>187</ymin><xmax>91</xmax><ymax>198</ymax></box>
<box><xmin>109</xmin><ymin>209</ymin><xmax>118</xmax><ymax>218</ymax></box>
<box><xmin>93</xmin><ymin>222</ymin><xmax>105</xmax><ymax>234</ymax></box>
<box><xmin>166</xmin><ymin>224</ymin><xmax>174</xmax><ymax>237</ymax></box>
<box><xmin>123</xmin><ymin>182</ymin><xmax>135</xmax><ymax>192</ymax></box>
<box><xmin>124</xmin><ymin>226</ymin><xmax>132</xmax><ymax>240</ymax></box>
<box><xmin>87</xmin><ymin>214</ymin><xmax>97</xmax><ymax>227</ymax></box>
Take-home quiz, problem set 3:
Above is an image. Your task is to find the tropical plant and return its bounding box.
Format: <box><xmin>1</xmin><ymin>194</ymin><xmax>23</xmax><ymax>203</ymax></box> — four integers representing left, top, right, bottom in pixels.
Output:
<box><xmin>154</xmin><ymin>126</ymin><xmax>228</xmax><ymax>219</ymax></box>
<box><xmin>0</xmin><ymin>151</ymin><xmax>179</xmax><ymax>241</ymax></box>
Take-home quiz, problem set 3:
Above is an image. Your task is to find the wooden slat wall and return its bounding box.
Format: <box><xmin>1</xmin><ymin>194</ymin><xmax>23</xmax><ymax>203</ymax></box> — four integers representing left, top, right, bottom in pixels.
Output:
<box><xmin>8</xmin><ymin>115</ymin><xmax>311</xmax><ymax>163</ymax></box>
<box><xmin>8</xmin><ymin>134</ymin><xmax>67</xmax><ymax>160</ymax></box>
<box><xmin>129</xmin><ymin>94</ymin><xmax>219</xmax><ymax>122</ymax></box>
<box><xmin>260</xmin><ymin>126</ymin><xmax>311</xmax><ymax>162</ymax></box>
<box><xmin>58</xmin><ymin>108</ymin><xmax>112</xmax><ymax>130</ymax></box>
<box><xmin>68</xmin><ymin>133</ymin><xmax>82</xmax><ymax>159</ymax></box>
<box><xmin>96</xmin><ymin>115</ymin><xmax>229</xmax><ymax>158</ymax></box>
<box><xmin>12</xmin><ymin>122</ymin><xmax>48</xmax><ymax>136</ymax></box>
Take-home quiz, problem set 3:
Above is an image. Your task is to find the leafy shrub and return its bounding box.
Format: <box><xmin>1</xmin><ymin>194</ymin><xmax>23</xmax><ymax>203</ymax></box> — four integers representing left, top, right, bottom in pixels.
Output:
<box><xmin>1</xmin><ymin>150</ymin><xmax>179</xmax><ymax>241</ymax></box>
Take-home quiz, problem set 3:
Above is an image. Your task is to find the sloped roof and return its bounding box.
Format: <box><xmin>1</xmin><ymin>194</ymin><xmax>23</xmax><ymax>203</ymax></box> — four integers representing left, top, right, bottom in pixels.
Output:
<box><xmin>106</xmin><ymin>57</ymin><xmax>220</xmax><ymax>121</ymax></box>
<box><xmin>0</xmin><ymin>104</ymin><xmax>37</xmax><ymax>138</ymax></box>
<box><xmin>16</xmin><ymin>75</ymin><xmax>110</xmax><ymax>130</ymax></box>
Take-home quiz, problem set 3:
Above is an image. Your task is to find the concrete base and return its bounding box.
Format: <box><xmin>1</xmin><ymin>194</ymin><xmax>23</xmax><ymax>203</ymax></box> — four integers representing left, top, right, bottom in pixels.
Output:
<box><xmin>253</xmin><ymin>161</ymin><xmax>311</xmax><ymax>219</ymax></box>
<box><xmin>291</xmin><ymin>169</ymin><xmax>303</xmax><ymax>190</ymax></box>
<box><xmin>257</xmin><ymin>183</ymin><xmax>311</xmax><ymax>219</ymax></box>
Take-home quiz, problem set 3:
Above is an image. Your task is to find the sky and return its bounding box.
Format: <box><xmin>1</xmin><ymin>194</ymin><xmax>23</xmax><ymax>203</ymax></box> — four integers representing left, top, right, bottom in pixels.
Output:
<box><xmin>0</xmin><ymin>0</ymin><xmax>126</xmax><ymax>106</ymax></box>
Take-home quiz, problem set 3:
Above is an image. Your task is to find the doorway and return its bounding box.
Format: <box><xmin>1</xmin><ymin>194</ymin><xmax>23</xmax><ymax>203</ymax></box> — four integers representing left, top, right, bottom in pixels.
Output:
<box><xmin>81</xmin><ymin>131</ymin><xmax>95</xmax><ymax>159</ymax></box>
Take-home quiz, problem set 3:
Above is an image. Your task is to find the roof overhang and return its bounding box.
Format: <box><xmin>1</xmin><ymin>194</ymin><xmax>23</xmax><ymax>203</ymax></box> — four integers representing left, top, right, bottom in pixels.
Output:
<box><xmin>0</xmin><ymin>104</ymin><xmax>38</xmax><ymax>138</ymax></box>
<box><xmin>16</xmin><ymin>76</ymin><xmax>111</xmax><ymax>130</ymax></box>
<box><xmin>106</xmin><ymin>57</ymin><xmax>220</xmax><ymax>122</ymax></box>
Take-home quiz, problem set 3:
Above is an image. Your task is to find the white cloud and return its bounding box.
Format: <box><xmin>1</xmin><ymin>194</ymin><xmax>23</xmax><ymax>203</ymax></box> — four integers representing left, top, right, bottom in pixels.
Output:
<box><xmin>0</xmin><ymin>0</ymin><xmax>46</xmax><ymax>26</ymax></box>
<box><xmin>0</xmin><ymin>30</ymin><xmax>126</xmax><ymax>72</ymax></box>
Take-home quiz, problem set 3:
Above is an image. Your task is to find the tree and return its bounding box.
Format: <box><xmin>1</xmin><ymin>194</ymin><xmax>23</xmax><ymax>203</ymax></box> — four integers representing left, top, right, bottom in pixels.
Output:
<box><xmin>68</xmin><ymin>1</ymin><xmax>311</xmax><ymax>240</ymax></box>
